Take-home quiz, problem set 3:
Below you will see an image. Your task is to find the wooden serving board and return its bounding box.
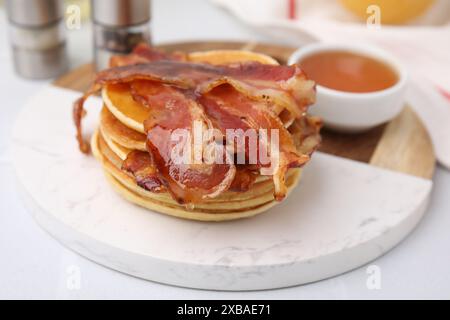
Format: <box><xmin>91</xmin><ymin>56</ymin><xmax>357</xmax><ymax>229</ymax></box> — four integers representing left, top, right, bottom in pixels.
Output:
<box><xmin>54</xmin><ymin>41</ymin><xmax>436</xmax><ymax>179</ymax></box>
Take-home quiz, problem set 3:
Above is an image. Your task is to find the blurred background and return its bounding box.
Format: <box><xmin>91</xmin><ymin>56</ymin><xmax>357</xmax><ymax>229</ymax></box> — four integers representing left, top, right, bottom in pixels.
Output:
<box><xmin>1</xmin><ymin>0</ymin><xmax>449</xmax><ymax>83</ymax></box>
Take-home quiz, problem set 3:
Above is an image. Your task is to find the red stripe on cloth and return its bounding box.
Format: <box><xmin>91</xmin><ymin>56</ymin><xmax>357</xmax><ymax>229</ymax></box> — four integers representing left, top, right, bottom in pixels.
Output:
<box><xmin>438</xmin><ymin>86</ymin><xmax>450</xmax><ymax>102</ymax></box>
<box><xmin>288</xmin><ymin>0</ymin><xmax>296</xmax><ymax>20</ymax></box>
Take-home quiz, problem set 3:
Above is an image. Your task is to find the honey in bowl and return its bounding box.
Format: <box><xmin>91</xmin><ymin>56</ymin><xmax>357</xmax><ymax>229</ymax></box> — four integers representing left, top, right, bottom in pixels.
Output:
<box><xmin>299</xmin><ymin>51</ymin><xmax>398</xmax><ymax>93</ymax></box>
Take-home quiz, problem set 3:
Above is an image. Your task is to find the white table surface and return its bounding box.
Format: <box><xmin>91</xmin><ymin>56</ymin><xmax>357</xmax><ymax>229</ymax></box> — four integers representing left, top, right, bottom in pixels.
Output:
<box><xmin>1</xmin><ymin>0</ymin><xmax>449</xmax><ymax>299</ymax></box>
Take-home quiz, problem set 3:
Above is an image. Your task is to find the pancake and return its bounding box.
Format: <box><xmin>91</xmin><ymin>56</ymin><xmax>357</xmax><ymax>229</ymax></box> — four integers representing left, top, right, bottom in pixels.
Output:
<box><xmin>103</xmin><ymin>83</ymin><xmax>147</xmax><ymax>134</ymax></box>
<box><xmin>91</xmin><ymin>129</ymin><xmax>301</xmax><ymax>221</ymax></box>
<box><xmin>105</xmin><ymin>172</ymin><xmax>283</xmax><ymax>221</ymax></box>
<box><xmin>99</xmin><ymin>106</ymin><xmax>146</xmax><ymax>151</ymax></box>
<box><xmin>188</xmin><ymin>49</ymin><xmax>279</xmax><ymax>65</ymax></box>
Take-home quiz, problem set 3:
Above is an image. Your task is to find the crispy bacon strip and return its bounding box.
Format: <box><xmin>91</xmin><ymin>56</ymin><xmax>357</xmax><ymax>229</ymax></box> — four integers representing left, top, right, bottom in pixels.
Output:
<box><xmin>130</xmin><ymin>80</ymin><xmax>236</xmax><ymax>204</ymax></box>
<box><xmin>199</xmin><ymin>85</ymin><xmax>309</xmax><ymax>200</ymax></box>
<box><xmin>289</xmin><ymin>116</ymin><xmax>323</xmax><ymax>156</ymax></box>
<box><xmin>110</xmin><ymin>43</ymin><xmax>187</xmax><ymax>67</ymax></box>
<box><xmin>123</xmin><ymin>147</ymin><xmax>258</xmax><ymax>194</ymax></box>
<box><xmin>132</xmin><ymin>43</ymin><xmax>187</xmax><ymax>62</ymax></box>
<box><xmin>122</xmin><ymin>150</ymin><xmax>163</xmax><ymax>193</ymax></box>
<box><xmin>229</xmin><ymin>167</ymin><xmax>258</xmax><ymax>192</ymax></box>
<box><xmin>93</xmin><ymin>60</ymin><xmax>315</xmax><ymax>117</ymax></box>
<box><xmin>74</xmin><ymin>60</ymin><xmax>315</xmax><ymax>156</ymax></box>
<box><xmin>73</xmin><ymin>97</ymin><xmax>89</xmax><ymax>153</ymax></box>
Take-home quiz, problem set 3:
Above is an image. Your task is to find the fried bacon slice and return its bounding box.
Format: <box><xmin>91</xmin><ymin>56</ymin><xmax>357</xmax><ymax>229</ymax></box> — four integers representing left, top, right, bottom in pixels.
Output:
<box><xmin>289</xmin><ymin>116</ymin><xmax>323</xmax><ymax>156</ymax></box>
<box><xmin>199</xmin><ymin>85</ymin><xmax>309</xmax><ymax>200</ymax></box>
<box><xmin>123</xmin><ymin>150</ymin><xmax>259</xmax><ymax>195</ymax></box>
<box><xmin>91</xmin><ymin>60</ymin><xmax>314</xmax><ymax>116</ymax></box>
<box><xmin>73</xmin><ymin>59</ymin><xmax>315</xmax><ymax>152</ymax></box>
<box><xmin>130</xmin><ymin>80</ymin><xmax>236</xmax><ymax>204</ymax></box>
<box><xmin>109</xmin><ymin>43</ymin><xmax>187</xmax><ymax>67</ymax></box>
<box><xmin>122</xmin><ymin>150</ymin><xmax>163</xmax><ymax>193</ymax></box>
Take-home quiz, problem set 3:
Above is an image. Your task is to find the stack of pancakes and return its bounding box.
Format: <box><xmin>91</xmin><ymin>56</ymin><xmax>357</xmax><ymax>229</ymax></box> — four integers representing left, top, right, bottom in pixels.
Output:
<box><xmin>90</xmin><ymin>50</ymin><xmax>319</xmax><ymax>221</ymax></box>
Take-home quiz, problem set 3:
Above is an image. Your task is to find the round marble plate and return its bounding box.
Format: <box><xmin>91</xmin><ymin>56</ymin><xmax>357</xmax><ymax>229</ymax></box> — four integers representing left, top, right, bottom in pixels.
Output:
<box><xmin>12</xmin><ymin>86</ymin><xmax>432</xmax><ymax>290</ymax></box>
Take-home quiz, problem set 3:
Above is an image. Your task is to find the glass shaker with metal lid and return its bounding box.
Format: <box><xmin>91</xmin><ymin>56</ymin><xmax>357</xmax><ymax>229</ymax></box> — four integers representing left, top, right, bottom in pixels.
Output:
<box><xmin>91</xmin><ymin>0</ymin><xmax>152</xmax><ymax>70</ymax></box>
<box><xmin>6</xmin><ymin>0</ymin><xmax>68</xmax><ymax>79</ymax></box>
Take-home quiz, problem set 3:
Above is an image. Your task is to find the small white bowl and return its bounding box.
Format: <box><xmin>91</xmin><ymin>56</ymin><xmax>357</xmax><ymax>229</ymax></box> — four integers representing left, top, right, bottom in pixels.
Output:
<box><xmin>288</xmin><ymin>43</ymin><xmax>408</xmax><ymax>132</ymax></box>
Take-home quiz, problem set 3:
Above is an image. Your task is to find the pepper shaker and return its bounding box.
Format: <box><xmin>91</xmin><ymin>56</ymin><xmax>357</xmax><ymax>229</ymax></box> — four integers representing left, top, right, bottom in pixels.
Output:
<box><xmin>6</xmin><ymin>0</ymin><xmax>68</xmax><ymax>79</ymax></box>
<box><xmin>91</xmin><ymin>0</ymin><xmax>152</xmax><ymax>70</ymax></box>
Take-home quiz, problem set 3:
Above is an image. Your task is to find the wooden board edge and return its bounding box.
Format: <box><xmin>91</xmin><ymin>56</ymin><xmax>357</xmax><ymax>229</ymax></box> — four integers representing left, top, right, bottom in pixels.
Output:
<box><xmin>53</xmin><ymin>63</ymin><xmax>94</xmax><ymax>92</ymax></box>
<box><xmin>369</xmin><ymin>106</ymin><xmax>436</xmax><ymax>180</ymax></box>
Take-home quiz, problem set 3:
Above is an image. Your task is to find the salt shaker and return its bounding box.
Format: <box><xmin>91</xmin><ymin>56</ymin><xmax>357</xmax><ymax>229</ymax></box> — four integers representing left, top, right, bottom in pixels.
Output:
<box><xmin>91</xmin><ymin>0</ymin><xmax>151</xmax><ymax>70</ymax></box>
<box><xmin>6</xmin><ymin>0</ymin><xmax>68</xmax><ymax>79</ymax></box>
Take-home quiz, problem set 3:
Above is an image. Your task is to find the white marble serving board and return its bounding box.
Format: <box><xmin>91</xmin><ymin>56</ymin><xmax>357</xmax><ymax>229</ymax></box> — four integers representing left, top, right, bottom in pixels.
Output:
<box><xmin>12</xmin><ymin>86</ymin><xmax>432</xmax><ymax>290</ymax></box>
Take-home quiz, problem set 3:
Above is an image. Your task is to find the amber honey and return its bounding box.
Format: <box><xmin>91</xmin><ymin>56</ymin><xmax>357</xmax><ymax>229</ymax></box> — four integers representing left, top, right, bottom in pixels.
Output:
<box><xmin>299</xmin><ymin>51</ymin><xmax>398</xmax><ymax>93</ymax></box>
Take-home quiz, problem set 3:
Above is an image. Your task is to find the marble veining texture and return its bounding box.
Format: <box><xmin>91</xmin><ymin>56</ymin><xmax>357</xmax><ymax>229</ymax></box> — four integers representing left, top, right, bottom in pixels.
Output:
<box><xmin>11</xmin><ymin>86</ymin><xmax>432</xmax><ymax>290</ymax></box>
